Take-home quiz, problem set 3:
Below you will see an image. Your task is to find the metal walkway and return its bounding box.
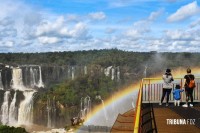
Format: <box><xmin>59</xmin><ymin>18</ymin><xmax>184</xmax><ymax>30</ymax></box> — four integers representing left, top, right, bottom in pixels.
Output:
<box><xmin>111</xmin><ymin>78</ymin><xmax>200</xmax><ymax>133</ymax></box>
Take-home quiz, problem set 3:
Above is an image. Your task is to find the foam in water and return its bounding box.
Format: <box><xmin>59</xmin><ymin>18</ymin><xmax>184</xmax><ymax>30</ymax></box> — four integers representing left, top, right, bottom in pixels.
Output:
<box><xmin>18</xmin><ymin>90</ymin><xmax>36</xmax><ymax>125</ymax></box>
<box><xmin>1</xmin><ymin>91</ymin><xmax>10</xmax><ymax>125</ymax></box>
<box><xmin>0</xmin><ymin>72</ymin><xmax>3</xmax><ymax>90</ymax></box>
<box><xmin>37</xmin><ymin>66</ymin><xmax>44</xmax><ymax>88</ymax></box>
<box><xmin>9</xmin><ymin>92</ymin><xmax>17</xmax><ymax>125</ymax></box>
<box><xmin>12</xmin><ymin>68</ymin><xmax>25</xmax><ymax>90</ymax></box>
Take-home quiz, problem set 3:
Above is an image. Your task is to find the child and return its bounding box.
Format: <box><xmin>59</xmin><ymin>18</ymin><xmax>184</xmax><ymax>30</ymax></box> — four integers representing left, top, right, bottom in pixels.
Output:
<box><xmin>173</xmin><ymin>84</ymin><xmax>184</xmax><ymax>106</ymax></box>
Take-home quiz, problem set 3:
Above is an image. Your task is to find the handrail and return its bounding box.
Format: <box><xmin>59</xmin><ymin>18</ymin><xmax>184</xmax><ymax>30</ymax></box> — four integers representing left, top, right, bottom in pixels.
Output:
<box><xmin>133</xmin><ymin>77</ymin><xmax>200</xmax><ymax>133</ymax></box>
<box><xmin>133</xmin><ymin>79</ymin><xmax>143</xmax><ymax>133</ymax></box>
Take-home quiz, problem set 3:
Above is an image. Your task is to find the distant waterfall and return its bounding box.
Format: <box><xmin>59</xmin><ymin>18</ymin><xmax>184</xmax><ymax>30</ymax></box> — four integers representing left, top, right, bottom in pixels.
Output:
<box><xmin>9</xmin><ymin>92</ymin><xmax>17</xmax><ymax>125</ymax></box>
<box><xmin>30</xmin><ymin>67</ymin><xmax>37</xmax><ymax>87</ymax></box>
<box><xmin>111</xmin><ymin>68</ymin><xmax>115</xmax><ymax>80</ymax></box>
<box><xmin>12</xmin><ymin>68</ymin><xmax>24</xmax><ymax>90</ymax></box>
<box><xmin>18</xmin><ymin>91</ymin><xmax>35</xmax><ymax>125</ymax></box>
<box><xmin>84</xmin><ymin>66</ymin><xmax>87</xmax><ymax>75</ymax></box>
<box><xmin>72</xmin><ymin>67</ymin><xmax>75</xmax><ymax>80</ymax></box>
<box><xmin>0</xmin><ymin>72</ymin><xmax>3</xmax><ymax>90</ymax></box>
<box><xmin>47</xmin><ymin>96</ymin><xmax>56</xmax><ymax>128</ymax></box>
<box><xmin>37</xmin><ymin>66</ymin><xmax>44</xmax><ymax>88</ymax></box>
<box><xmin>104</xmin><ymin>66</ymin><xmax>112</xmax><ymax>77</ymax></box>
<box><xmin>47</xmin><ymin>97</ymin><xmax>51</xmax><ymax>128</ymax></box>
<box><xmin>80</xmin><ymin>96</ymin><xmax>91</xmax><ymax>119</ymax></box>
<box><xmin>117</xmin><ymin>66</ymin><xmax>120</xmax><ymax>81</ymax></box>
<box><xmin>1</xmin><ymin>91</ymin><xmax>10</xmax><ymax>125</ymax></box>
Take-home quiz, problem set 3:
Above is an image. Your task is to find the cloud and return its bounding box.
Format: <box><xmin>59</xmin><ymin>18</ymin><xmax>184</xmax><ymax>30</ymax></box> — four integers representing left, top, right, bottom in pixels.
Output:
<box><xmin>38</xmin><ymin>36</ymin><xmax>61</xmax><ymax>44</ymax></box>
<box><xmin>105</xmin><ymin>28</ymin><xmax>116</xmax><ymax>34</ymax></box>
<box><xmin>148</xmin><ymin>9</ymin><xmax>163</xmax><ymax>21</ymax></box>
<box><xmin>167</xmin><ymin>1</ymin><xmax>200</xmax><ymax>22</ymax></box>
<box><xmin>88</xmin><ymin>12</ymin><xmax>106</xmax><ymax>20</ymax></box>
<box><xmin>190</xmin><ymin>18</ymin><xmax>200</xmax><ymax>28</ymax></box>
<box><xmin>0</xmin><ymin>40</ymin><xmax>14</xmax><ymax>47</ymax></box>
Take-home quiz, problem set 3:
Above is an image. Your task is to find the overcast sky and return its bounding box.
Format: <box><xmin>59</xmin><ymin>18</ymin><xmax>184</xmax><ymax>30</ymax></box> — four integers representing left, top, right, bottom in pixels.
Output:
<box><xmin>0</xmin><ymin>0</ymin><xmax>200</xmax><ymax>53</ymax></box>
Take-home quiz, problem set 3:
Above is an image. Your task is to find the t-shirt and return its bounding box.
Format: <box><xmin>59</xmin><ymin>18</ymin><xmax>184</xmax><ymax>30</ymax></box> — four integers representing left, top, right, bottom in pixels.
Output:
<box><xmin>184</xmin><ymin>74</ymin><xmax>195</xmax><ymax>87</ymax></box>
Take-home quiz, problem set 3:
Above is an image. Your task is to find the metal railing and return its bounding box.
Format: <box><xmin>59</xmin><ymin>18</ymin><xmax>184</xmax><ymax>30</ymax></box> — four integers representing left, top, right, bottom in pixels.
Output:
<box><xmin>133</xmin><ymin>77</ymin><xmax>200</xmax><ymax>133</ymax></box>
<box><xmin>142</xmin><ymin>78</ymin><xmax>200</xmax><ymax>103</ymax></box>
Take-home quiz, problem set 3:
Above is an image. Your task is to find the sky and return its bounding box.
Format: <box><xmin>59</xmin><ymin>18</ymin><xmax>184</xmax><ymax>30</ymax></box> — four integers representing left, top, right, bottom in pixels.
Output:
<box><xmin>0</xmin><ymin>0</ymin><xmax>200</xmax><ymax>53</ymax></box>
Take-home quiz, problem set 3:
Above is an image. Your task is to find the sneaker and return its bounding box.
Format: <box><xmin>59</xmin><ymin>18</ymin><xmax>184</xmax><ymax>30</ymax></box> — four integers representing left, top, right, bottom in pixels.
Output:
<box><xmin>159</xmin><ymin>102</ymin><xmax>162</xmax><ymax>105</ymax></box>
<box><xmin>166</xmin><ymin>103</ymin><xmax>169</xmax><ymax>106</ymax></box>
<box><xmin>190</xmin><ymin>104</ymin><xmax>193</xmax><ymax>107</ymax></box>
<box><xmin>182</xmin><ymin>104</ymin><xmax>188</xmax><ymax>107</ymax></box>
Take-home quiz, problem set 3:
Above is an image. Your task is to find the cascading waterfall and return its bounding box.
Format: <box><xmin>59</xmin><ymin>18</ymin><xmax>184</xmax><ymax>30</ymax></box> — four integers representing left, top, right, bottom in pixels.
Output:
<box><xmin>101</xmin><ymin>99</ymin><xmax>108</xmax><ymax>121</ymax></box>
<box><xmin>71</xmin><ymin>67</ymin><xmax>75</xmax><ymax>80</ymax></box>
<box><xmin>104</xmin><ymin>66</ymin><xmax>112</xmax><ymax>77</ymax></box>
<box><xmin>47</xmin><ymin>97</ymin><xmax>52</xmax><ymax>128</ymax></box>
<box><xmin>30</xmin><ymin>67</ymin><xmax>36</xmax><ymax>87</ymax></box>
<box><xmin>47</xmin><ymin>96</ymin><xmax>56</xmax><ymax>128</ymax></box>
<box><xmin>9</xmin><ymin>92</ymin><xmax>17</xmax><ymax>125</ymax></box>
<box><xmin>12</xmin><ymin>68</ymin><xmax>24</xmax><ymax>90</ymax></box>
<box><xmin>117</xmin><ymin>66</ymin><xmax>120</xmax><ymax>81</ymax></box>
<box><xmin>18</xmin><ymin>90</ymin><xmax>35</xmax><ymax>125</ymax></box>
<box><xmin>80</xmin><ymin>96</ymin><xmax>91</xmax><ymax>120</ymax></box>
<box><xmin>111</xmin><ymin>68</ymin><xmax>115</xmax><ymax>80</ymax></box>
<box><xmin>84</xmin><ymin>66</ymin><xmax>87</xmax><ymax>75</ymax></box>
<box><xmin>1</xmin><ymin>91</ymin><xmax>10</xmax><ymax>125</ymax></box>
<box><xmin>37</xmin><ymin>66</ymin><xmax>44</xmax><ymax>88</ymax></box>
<box><xmin>0</xmin><ymin>72</ymin><xmax>3</xmax><ymax>90</ymax></box>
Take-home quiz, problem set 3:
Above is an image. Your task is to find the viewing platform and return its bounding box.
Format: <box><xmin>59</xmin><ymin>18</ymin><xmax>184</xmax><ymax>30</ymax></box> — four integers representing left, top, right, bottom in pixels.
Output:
<box><xmin>111</xmin><ymin>78</ymin><xmax>200</xmax><ymax>133</ymax></box>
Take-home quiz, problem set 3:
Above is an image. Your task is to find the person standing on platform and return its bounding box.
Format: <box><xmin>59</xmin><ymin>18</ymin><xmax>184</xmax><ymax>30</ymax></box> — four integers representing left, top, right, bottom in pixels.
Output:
<box><xmin>160</xmin><ymin>69</ymin><xmax>174</xmax><ymax>106</ymax></box>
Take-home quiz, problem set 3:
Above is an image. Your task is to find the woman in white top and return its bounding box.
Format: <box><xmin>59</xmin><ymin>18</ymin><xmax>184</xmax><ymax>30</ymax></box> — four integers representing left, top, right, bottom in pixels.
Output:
<box><xmin>160</xmin><ymin>69</ymin><xmax>174</xmax><ymax>106</ymax></box>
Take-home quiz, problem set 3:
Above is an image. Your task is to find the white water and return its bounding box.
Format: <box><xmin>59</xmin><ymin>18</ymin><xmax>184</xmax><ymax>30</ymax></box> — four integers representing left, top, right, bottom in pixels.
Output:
<box><xmin>30</xmin><ymin>67</ymin><xmax>37</xmax><ymax>87</ymax></box>
<box><xmin>71</xmin><ymin>67</ymin><xmax>75</xmax><ymax>80</ymax></box>
<box><xmin>9</xmin><ymin>92</ymin><xmax>17</xmax><ymax>125</ymax></box>
<box><xmin>111</xmin><ymin>68</ymin><xmax>115</xmax><ymax>80</ymax></box>
<box><xmin>80</xmin><ymin>96</ymin><xmax>91</xmax><ymax>120</ymax></box>
<box><xmin>0</xmin><ymin>72</ymin><xmax>3</xmax><ymax>90</ymax></box>
<box><xmin>84</xmin><ymin>66</ymin><xmax>87</xmax><ymax>75</ymax></box>
<box><xmin>101</xmin><ymin>99</ymin><xmax>108</xmax><ymax>121</ymax></box>
<box><xmin>47</xmin><ymin>97</ymin><xmax>51</xmax><ymax>128</ymax></box>
<box><xmin>37</xmin><ymin>66</ymin><xmax>44</xmax><ymax>88</ymax></box>
<box><xmin>18</xmin><ymin>90</ymin><xmax>35</xmax><ymax>125</ymax></box>
<box><xmin>104</xmin><ymin>66</ymin><xmax>112</xmax><ymax>77</ymax></box>
<box><xmin>1</xmin><ymin>91</ymin><xmax>10</xmax><ymax>125</ymax></box>
<box><xmin>117</xmin><ymin>66</ymin><xmax>120</xmax><ymax>81</ymax></box>
<box><xmin>12</xmin><ymin>68</ymin><xmax>24</xmax><ymax>90</ymax></box>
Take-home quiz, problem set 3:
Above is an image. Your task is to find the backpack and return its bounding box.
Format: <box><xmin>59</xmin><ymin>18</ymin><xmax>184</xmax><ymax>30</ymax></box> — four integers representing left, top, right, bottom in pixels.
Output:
<box><xmin>187</xmin><ymin>75</ymin><xmax>196</xmax><ymax>88</ymax></box>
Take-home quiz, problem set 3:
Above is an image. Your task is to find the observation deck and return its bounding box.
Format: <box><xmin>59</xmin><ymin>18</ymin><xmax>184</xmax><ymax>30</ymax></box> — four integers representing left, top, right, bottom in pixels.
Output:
<box><xmin>111</xmin><ymin>78</ymin><xmax>200</xmax><ymax>133</ymax></box>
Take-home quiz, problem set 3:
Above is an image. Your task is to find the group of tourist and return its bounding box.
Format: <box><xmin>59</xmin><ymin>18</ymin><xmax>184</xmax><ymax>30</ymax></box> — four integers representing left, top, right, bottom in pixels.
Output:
<box><xmin>160</xmin><ymin>68</ymin><xmax>195</xmax><ymax>107</ymax></box>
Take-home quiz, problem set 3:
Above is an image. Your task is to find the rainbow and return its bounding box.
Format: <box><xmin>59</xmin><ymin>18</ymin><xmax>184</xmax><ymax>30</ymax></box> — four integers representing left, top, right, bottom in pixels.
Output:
<box><xmin>78</xmin><ymin>67</ymin><xmax>200</xmax><ymax>128</ymax></box>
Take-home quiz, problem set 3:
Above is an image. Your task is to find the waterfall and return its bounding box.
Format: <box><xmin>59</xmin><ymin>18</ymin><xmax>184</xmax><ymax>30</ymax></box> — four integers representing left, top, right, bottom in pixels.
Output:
<box><xmin>111</xmin><ymin>68</ymin><xmax>115</xmax><ymax>80</ymax></box>
<box><xmin>12</xmin><ymin>68</ymin><xmax>24</xmax><ymax>90</ymax></box>
<box><xmin>18</xmin><ymin>90</ymin><xmax>35</xmax><ymax>125</ymax></box>
<box><xmin>37</xmin><ymin>66</ymin><xmax>44</xmax><ymax>88</ymax></box>
<box><xmin>101</xmin><ymin>99</ymin><xmax>108</xmax><ymax>121</ymax></box>
<box><xmin>117</xmin><ymin>66</ymin><xmax>120</xmax><ymax>81</ymax></box>
<box><xmin>30</xmin><ymin>67</ymin><xmax>36</xmax><ymax>87</ymax></box>
<box><xmin>47</xmin><ymin>97</ymin><xmax>52</xmax><ymax>128</ymax></box>
<box><xmin>1</xmin><ymin>91</ymin><xmax>10</xmax><ymax>125</ymax></box>
<box><xmin>9</xmin><ymin>92</ymin><xmax>17</xmax><ymax>125</ymax></box>
<box><xmin>104</xmin><ymin>66</ymin><xmax>112</xmax><ymax>77</ymax></box>
<box><xmin>47</xmin><ymin>96</ymin><xmax>56</xmax><ymax>128</ymax></box>
<box><xmin>80</xmin><ymin>96</ymin><xmax>91</xmax><ymax>119</ymax></box>
<box><xmin>71</xmin><ymin>67</ymin><xmax>75</xmax><ymax>80</ymax></box>
<box><xmin>84</xmin><ymin>66</ymin><xmax>87</xmax><ymax>75</ymax></box>
<box><xmin>0</xmin><ymin>72</ymin><xmax>3</xmax><ymax>90</ymax></box>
